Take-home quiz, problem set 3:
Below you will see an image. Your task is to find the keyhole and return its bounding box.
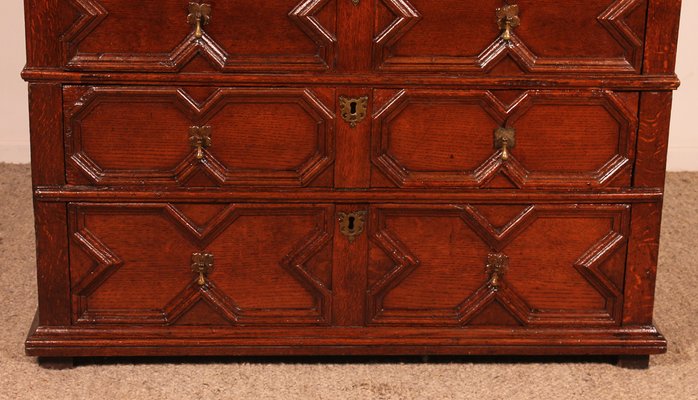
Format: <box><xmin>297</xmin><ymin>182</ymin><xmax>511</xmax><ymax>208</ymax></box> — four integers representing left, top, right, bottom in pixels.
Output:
<box><xmin>350</xmin><ymin>101</ymin><xmax>357</xmax><ymax>115</ymax></box>
<box><xmin>347</xmin><ymin>216</ymin><xmax>355</xmax><ymax>231</ymax></box>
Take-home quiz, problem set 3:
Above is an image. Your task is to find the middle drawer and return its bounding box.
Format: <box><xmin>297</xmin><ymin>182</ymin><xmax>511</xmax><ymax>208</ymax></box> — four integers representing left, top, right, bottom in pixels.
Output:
<box><xmin>63</xmin><ymin>86</ymin><xmax>638</xmax><ymax>190</ymax></box>
<box><xmin>64</xmin><ymin>86</ymin><xmax>337</xmax><ymax>187</ymax></box>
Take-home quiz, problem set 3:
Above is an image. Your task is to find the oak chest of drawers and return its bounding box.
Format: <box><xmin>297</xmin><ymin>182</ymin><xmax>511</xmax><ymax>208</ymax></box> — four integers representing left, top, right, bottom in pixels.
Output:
<box><xmin>23</xmin><ymin>0</ymin><xmax>682</xmax><ymax>368</ymax></box>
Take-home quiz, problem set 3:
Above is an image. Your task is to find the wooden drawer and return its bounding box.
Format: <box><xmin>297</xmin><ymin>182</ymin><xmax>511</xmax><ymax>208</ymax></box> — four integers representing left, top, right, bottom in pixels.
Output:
<box><xmin>48</xmin><ymin>0</ymin><xmax>647</xmax><ymax>76</ymax></box>
<box><xmin>64</xmin><ymin>86</ymin><xmax>335</xmax><ymax>187</ymax></box>
<box><xmin>68</xmin><ymin>203</ymin><xmax>334</xmax><ymax>326</ymax></box>
<box><xmin>371</xmin><ymin>89</ymin><xmax>638</xmax><ymax>189</ymax></box>
<box><xmin>23</xmin><ymin>0</ymin><xmax>680</xmax><ymax>366</ymax></box>
<box><xmin>68</xmin><ymin>201</ymin><xmax>629</xmax><ymax>329</ymax></box>
<box><xmin>367</xmin><ymin>203</ymin><xmax>630</xmax><ymax>327</ymax></box>
<box><xmin>61</xmin><ymin>0</ymin><xmax>337</xmax><ymax>72</ymax></box>
<box><xmin>374</xmin><ymin>0</ymin><xmax>647</xmax><ymax>74</ymax></box>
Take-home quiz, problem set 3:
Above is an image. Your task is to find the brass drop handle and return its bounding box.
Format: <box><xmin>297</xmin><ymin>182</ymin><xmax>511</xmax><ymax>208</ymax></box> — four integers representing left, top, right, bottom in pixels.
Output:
<box><xmin>494</xmin><ymin>127</ymin><xmax>516</xmax><ymax>161</ymax></box>
<box><xmin>188</xmin><ymin>2</ymin><xmax>212</xmax><ymax>39</ymax></box>
<box><xmin>191</xmin><ymin>252</ymin><xmax>214</xmax><ymax>286</ymax></box>
<box><xmin>496</xmin><ymin>4</ymin><xmax>520</xmax><ymax>42</ymax></box>
<box><xmin>486</xmin><ymin>253</ymin><xmax>509</xmax><ymax>288</ymax></box>
<box><xmin>189</xmin><ymin>126</ymin><xmax>212</xmax><ymax>160</ymax></box>
<box><xmin>501</xmin><ymin>140</ymin><xmax>511</xmax><ymax>161</ymax></box>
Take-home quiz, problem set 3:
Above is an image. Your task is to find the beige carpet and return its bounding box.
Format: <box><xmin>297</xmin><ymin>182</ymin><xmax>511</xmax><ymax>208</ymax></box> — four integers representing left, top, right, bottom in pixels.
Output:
<box><xmin>0</xmin><ymin>163</ymin><xmax>696</xmax><ymax>400</ymax></box>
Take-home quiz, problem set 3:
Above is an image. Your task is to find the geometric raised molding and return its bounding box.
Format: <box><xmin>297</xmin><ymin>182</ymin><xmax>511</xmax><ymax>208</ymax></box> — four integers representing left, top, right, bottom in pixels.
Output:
<box><xmin>69</xmin><ymin>203</ymin><xmax>334</xmax><ymax>325</ymax></box>
<box><xmin>367</xmin><ymin>204</ymin><xmax>628</xmax><ymax>326</ymax></box>
<box><xmin>65</xmin><ymin>87</ymin><xmax>335</xmax><ymax>187</ymax></box>
<box><xmin>374</xmin><ymin>0</ymin><xmax>645</xmax><ymax>73</ymax></box>
<box><xmin>372</xmin><ymin>89</ymin><xmax>637</xmax><ymax>189</ymax></box>
<box><xmin>64</xmin><ymin>0</ymin><xmax>337</xmax><ymax>72</ymax></box>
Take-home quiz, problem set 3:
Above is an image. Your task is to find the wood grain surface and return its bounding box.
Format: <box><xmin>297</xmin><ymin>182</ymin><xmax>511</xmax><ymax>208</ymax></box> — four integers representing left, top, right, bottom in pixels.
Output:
<box><xmin>22</xmin><ymin>0</ymin><xmax>682</xmax><ymax>368</ymax></box>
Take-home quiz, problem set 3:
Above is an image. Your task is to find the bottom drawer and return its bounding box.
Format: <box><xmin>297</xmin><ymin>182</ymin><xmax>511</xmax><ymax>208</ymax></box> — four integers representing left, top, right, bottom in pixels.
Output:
<box><xmin>366</xmin><ymin>203</ymin><xmax>630</xmax><ymax>327</ymax></box>
<box><xmin>67</xmin><ymin>202</ymin><xmax>630</xmax><ymax>329</ymax></box>
<box><xmin>68</xmin><ymin>203</ymin><xmax>335</xmax><ymax>326</ymax></box>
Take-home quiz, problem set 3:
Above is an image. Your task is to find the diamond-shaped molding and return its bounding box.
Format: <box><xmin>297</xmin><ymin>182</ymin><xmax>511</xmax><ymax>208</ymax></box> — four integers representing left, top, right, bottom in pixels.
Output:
<box><xmin>366</xmin><ymin>220</ymin><xmax>421</xmax><ymax>322</ymax></box>
<box><xmin>367</xmin><ymin>205</ymin><xmax>628</xmax><ymax>326</ymax></box>
<box><xmin>66</xmin><ymin>87</ymin><xmax>335</xmax><ymax>187</ymax></box>
<box><xmin>64</xmin><ymin>0</ymin><xmax>336</xmax><ymax>72</ymax></box>
<box><xmin>372</xmin><ymin>89</ymin><xmax>636</xmax><ymax>189</ymax></box>
<box><xmin>70</xmin><ymin>204</ymin><xmax>333</xmax><ymax>325</ymax></box>
<box><xmin>71</xmin><ymin>228</ymin><xmax>126</xmax><ymax>323</ymax></box>
<box><xmin>374</xmin><ymin>0</ymin><xmax>645</xmax><ymax>73</ymax></box>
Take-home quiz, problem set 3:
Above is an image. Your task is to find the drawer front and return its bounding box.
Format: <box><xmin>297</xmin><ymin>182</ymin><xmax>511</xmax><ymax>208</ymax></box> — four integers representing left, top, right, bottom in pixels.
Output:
<box><xmin>63</xmin><ymin>0</ymin><xmax>336</xmax><ymax>72</ymax></box>
<box><xmin>374</xmin><ymin>0</ymin><xmax>647</xmax><ymax>74</ymax></box>
<box><xmin>68</xmin><ymin>203</ymin><xmax>334</xmax><ymax>325</ymax></box>
<box><xmin>367</xmin><ymin>204</ymin><xmax>629</xmax><ymax>327</ymax></box>
<box><xmin>64</xmin><ymin>86</ymin><xmax>335</xmax><ymax>187</ymax></box>
<box><xmin>371</xmin><ymin>89</ymin><xmax>638</xmax><ymax>189</ymax></box>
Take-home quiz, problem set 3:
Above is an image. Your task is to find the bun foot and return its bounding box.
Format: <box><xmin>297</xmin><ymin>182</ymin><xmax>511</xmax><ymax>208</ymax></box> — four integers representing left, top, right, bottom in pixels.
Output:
<box><xmin>38</xmin><ymin>357</ymin><xmax>75</xmax><ymax>370</ymax></box>
<box><xmin>616</xmin><ymin>355</ymin><xmax>650</xmax><ymax>369</ymax></box>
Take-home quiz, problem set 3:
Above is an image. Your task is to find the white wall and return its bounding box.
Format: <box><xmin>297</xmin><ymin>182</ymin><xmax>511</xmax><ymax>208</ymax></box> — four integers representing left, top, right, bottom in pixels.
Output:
<box><xmin>667</xmin><ymin>0</ymin><xmax>698</xmax><ymax>170</ymax></box>
<box><xmin>1</xmin><ymin>1</ymin><xmax>696</xmax><ymax>169</ymax></box>
<box><xmin>0</xmin><ymin>0</ymin><xmax>29</xmax><ymax>163</ymax></box>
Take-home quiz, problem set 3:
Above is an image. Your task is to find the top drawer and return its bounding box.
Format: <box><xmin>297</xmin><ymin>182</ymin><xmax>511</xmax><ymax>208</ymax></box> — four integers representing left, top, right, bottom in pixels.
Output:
<box><xmin>61</xmin><ymin>0</ymin><xmax>337</xmax><ymax>72</ymax></box>
<box><xmin>374</xmin><ymin>0</ymin><xmax>648</xmax><ymax>74</ymax></box>
<box><xmin>49</xmin><ymin>0</ymin><xmax>647</xmax><ymax>75</ymax></box>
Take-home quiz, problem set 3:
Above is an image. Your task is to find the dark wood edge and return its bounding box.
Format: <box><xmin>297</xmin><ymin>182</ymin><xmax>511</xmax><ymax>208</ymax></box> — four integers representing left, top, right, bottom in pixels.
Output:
<box><xmin>28</xmin><ymin>83</ymin><xmax>65</xmax><ymax>186</ymax></box>
<box><xmin>616</xmin><ymin>355</ymin><xmax>651</xmax><ymax>369</ymax></box>
<box><xmin>23</xmin><ymin>0</ymin><xmax>62</xmax><ymax>68</ymax></box>
<box><xmin>26</xmin><ymin>305</ymin><xmax>667</xmax><ymax>356</ymax></box>
<box><xmin>33</xmin><ymin>188</ymin><xmax>663</xmax><ymax>203</ymax></box>
<box><xmin>33</xmin><ymin>202</ymin><xmax>71</xmax><ymax>326</ymax></box>
<box><xmin>25</xmin><ymin>308</ymin><xmax>40</xmax><ymax>350</ymax></box>
<box><xmin>643</xmin><ymin>0</ymin><xmax>683</xmax><ymax>74</ymax></box>
<box><xmin>20</xmin><ymin>69</ymin><xmax>681</xmax><ymax>91</ymax></box>
<box><xmin>25</xmin><ymin>325</ymin><xmax>667</xmax><ymax>357</ymax></box>
<box><xmin>633</xmin><ymin>92</ymin><xmax>674</xmax><ymax>188</ymax></box>
<box><xmin>25</xmin><ymin>345</ymin><xmax>667</xmax><ymax>358</ymax></box>
<box><xmin>623</xmin><ymin>202</ymin><xmax>663</xmax><ymax>325</ymax></box>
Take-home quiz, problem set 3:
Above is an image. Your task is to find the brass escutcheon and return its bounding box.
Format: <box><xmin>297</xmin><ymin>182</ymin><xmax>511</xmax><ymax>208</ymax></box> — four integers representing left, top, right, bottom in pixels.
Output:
<box><xmin>339</xmin><ymin>96</ymin><xmax>368</xmax><ymax>128</ymax></box>
<box><xmin>338</xmin><ymin>211</ymin><xmax>367</xmax><ymax>243</ymax></box>
<box><xmin>189</xmin><ymin>126</ymin><xmax>212</xmax><ymax>160</ymax></box>
<box><xmin>191</xmin><ymin>252</ymin><xmax>214</xmax><ymax>286</ymax></box>
<box><xmin>496</xmin><ymin>3</ymin><xmax>520</xmax><ymax>42</ymax></box>
<box><xmin>188</xmin><ymin>2</ymin><xmax>212</xmax><ymax>39</ymax></box>
<box><xmin>494</xmin><ymin>127</ymin><xmax>516</xmax><ymax>161</ymax></box>
<box><xmin>486</xmin><ymin>253</ymin><xmax>509</xmax><ymax>288</ymax></box>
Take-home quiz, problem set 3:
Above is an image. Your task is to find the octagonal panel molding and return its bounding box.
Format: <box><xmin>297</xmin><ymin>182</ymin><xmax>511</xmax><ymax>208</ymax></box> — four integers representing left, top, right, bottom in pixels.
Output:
<box><xmin>373</xmin><ymin>0</ymin><xmax>646</xmax><ymax>73</ymax></box>
<box><xmin>371</xmin><ymin>89</ymin><xmax>637</xmax><ymax>189</ymax></box>
<box><xmin>65</xmin><ymin>86</ymin><xmax>335</xmax><ymax>187</ymax></box>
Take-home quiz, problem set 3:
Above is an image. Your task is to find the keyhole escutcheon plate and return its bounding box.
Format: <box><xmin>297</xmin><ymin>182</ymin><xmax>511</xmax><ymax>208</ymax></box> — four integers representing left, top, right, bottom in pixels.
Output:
<box><xmin>338</xmin><ymin>211</ymin><xmax>367</xmax><ymax>243</ymax></box>
<box><xmin>339</xmin><ymin>96</ymin><xmax>368</xmax><ymax>128</ymax></box>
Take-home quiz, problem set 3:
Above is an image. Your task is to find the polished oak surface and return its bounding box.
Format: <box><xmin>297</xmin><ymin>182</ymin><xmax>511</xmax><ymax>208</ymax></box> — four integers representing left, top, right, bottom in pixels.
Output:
<box><xmin>23</xmin><ymin>0</ymin><xmax>682</xmax><ymax>369</ymax></box>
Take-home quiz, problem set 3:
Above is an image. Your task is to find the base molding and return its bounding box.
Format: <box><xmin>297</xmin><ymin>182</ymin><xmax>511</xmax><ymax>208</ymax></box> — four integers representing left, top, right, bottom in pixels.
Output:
<box><xmin>26</xmin><ymin>313</ymin><xmax>667</xmax><ymax>359</ymax></box>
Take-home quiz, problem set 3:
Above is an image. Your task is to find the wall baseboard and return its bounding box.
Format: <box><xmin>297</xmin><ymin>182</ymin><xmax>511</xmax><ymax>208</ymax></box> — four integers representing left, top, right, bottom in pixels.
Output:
<box><xmin>0</xmin><ymin>144</ymin><xmax>30</xmax><ymax>164</ymax></box>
